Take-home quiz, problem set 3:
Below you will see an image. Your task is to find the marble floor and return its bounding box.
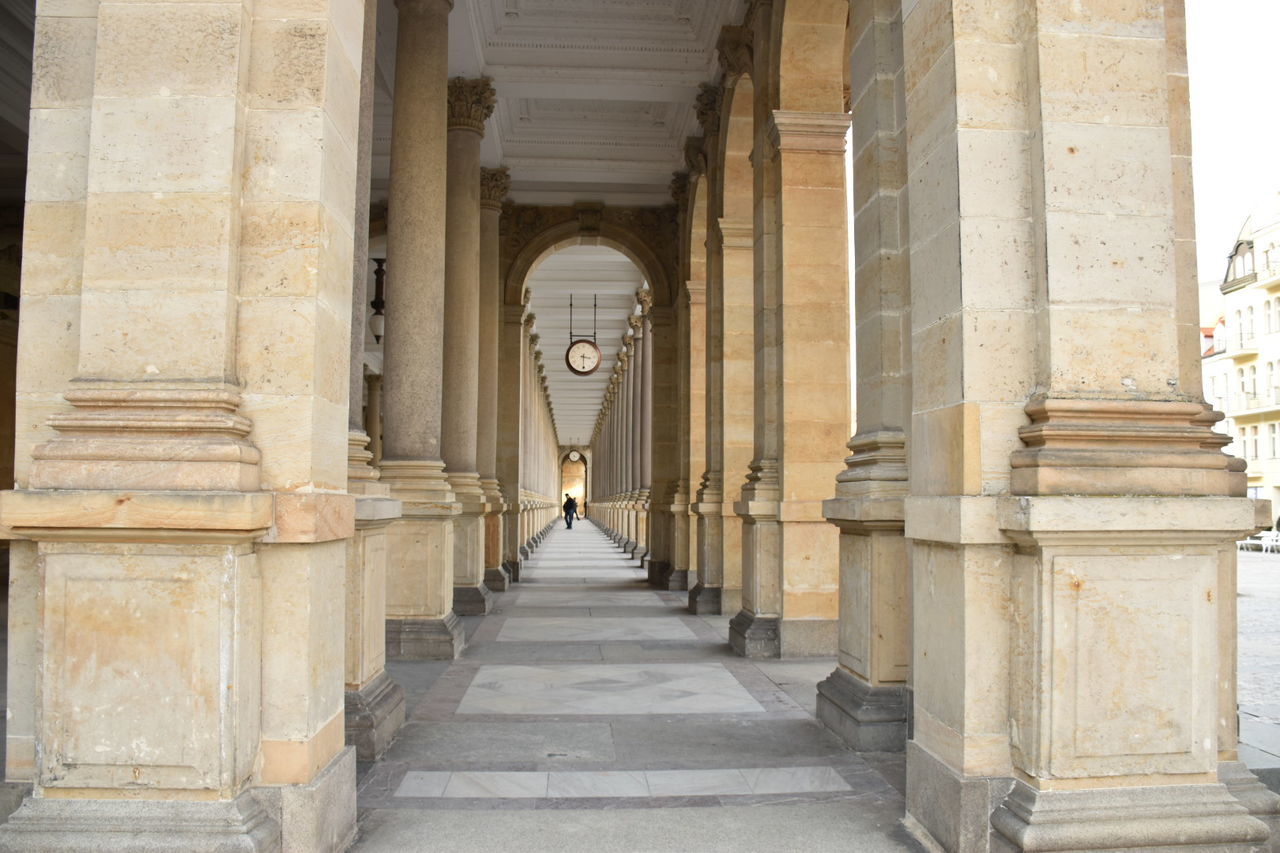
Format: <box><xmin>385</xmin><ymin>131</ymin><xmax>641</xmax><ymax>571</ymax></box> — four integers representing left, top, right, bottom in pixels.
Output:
<box><xmin>353</xmin><ymin>520</ymin><xmax>920</xmax><ymax>852</ymax></box>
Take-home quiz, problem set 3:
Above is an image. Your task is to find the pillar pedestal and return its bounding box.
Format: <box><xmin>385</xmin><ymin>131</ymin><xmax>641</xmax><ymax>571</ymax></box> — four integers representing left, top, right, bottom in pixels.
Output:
<box><xmin>385</xmin><ymin>612</ymin><xmax>464</xmax><ymax>661</ymax></box>
<box><xmin>382</xmin><ymin>460</ymin><xmax>464</xmax><ymax>660</ymax></box>
<box><xmin>0</xmin><ymin>792</ymin><xmax>280</xmax><ymax>853</ymax></box>
<box><xmin>815</xmin><ymin>666</ymin><xmax>907</xmax><ymax>752</ymax></box>
<box><xmin>450</xmin><ymin>476</ymin><xmax>493</xmax><ymax>616</ymax></box>
<box><xmin>344</xmin><ymin>669</ymin><xmax>405</xmax><ymax>764</ymax></box>
<box><xmin>989</xmin><ymin>780</ymin><xmax>1268</xmax><ymax>852</ymax></box>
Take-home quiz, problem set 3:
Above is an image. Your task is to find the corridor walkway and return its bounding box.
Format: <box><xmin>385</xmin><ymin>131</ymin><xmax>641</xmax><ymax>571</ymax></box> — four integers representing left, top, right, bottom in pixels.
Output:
<box><xmin>353</xmin><ymin>521</ymin><xmax>919</xmax><ymax>852</ymax></box>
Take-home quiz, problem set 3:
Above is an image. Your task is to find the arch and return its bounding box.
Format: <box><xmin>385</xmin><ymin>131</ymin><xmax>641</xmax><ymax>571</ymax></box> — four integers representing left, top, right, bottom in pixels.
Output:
<box><xmin>772</xmin><ymin>0</ymin><xmax>851</xmax><ymax>113</ymax></box>
<box><xmin>504</xmin><ymin>220</ymin><xmax>674</xmax><ymax>308</ymax></box>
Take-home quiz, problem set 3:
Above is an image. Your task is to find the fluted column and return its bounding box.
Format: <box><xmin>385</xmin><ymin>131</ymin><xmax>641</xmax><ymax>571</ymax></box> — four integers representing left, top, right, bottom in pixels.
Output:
<box><xmin>381</xmin><ymin>0</ymin><xmax>464</xmax><ymax>660</ymax></box>
<box><xmin>441</xmin><ymin>77</ymin><xmax>496</xmax><ymax>615</ymax></box>
<box><xmin>479</xmin><ymin>167</ymin><xmax>510</xmax><ymax>591</ymax></box>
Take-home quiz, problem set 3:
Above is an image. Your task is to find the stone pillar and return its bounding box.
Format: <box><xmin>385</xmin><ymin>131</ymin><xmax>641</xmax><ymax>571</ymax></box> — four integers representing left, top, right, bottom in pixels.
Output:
<box><xmin>479</xmin><ymin>167</ymin><xmax>510</xmax><ymax>591</ymax></box>
<box><xmin>344</xmin><ymin>0</ymin><xmax>404</xmax><ymax>763</ymax></box>
<box><xmin>817</xmin><ymin>0</ymin><xmax>910</xmax><ymax>753</ymax></box>
<box><xmin>680</xmin><ymin>278</ymin><xmax>707</xmax><ymax>591</ymax></box>
<box><xmin>630</xmin><ymin>311</ymin><xmax>649</xmax><ymax>560</ymax></box>
<box><xmin>496</xmin><ymin>297</ymin><xmax>527</xmax><ymax>581</ymax></box>
<box><xmin>381</xmin><ymin>0</ymin><xmax>464</xmax><ymax>661</ymax></box>
<box><xmin>690</xmin><ymin>146</ymin><xmax>728</xmax><ymax>615</ymax></box>
<box><xmin>732</xmin><ymin>101</ymin><xmax>849</xmax><ymax>657</ymax></box>
<box><xmin>898</xmin><ymin>0</ymin><xmax>1272</xmax><ymax>848</ymax></box>
<box><xmin>0</xmin><ymin>0</ymin><xmax>363</xmax><ymax>844</ymax></box>
<box><xmin>441</xmin><ymin>76</ymin><xmax>496</xmax><ymax>616</ymax></box>
<box><xmin>366</xmin><ymin>372</ymin><xmax>383</xmax><ymax>464</ymax></box>
<box><xmin>646</xmin><ymin>304</ymin><xmax>680</xmax><ymax>588</ymax></box>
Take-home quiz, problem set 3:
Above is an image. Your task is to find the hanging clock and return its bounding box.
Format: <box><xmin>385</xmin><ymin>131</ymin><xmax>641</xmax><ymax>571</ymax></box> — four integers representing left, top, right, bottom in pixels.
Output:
<box><xmin>565</xmin><ymin>338</ymin><xmax>602</xmax><ymax>376</ymax></box>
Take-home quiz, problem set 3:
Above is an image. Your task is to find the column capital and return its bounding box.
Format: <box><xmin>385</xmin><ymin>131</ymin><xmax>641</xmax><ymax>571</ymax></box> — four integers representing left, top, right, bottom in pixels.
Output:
<box><xmin>447</xmin><ymin>76</ymin><xmax>496</xmax><ymax>133</ymax></box>
<box><xmin>480</xmin><ymin>166</ymin><xmax>510</xmax><ymax>211</ymax></box>
<box><xmin>717</xmin><ymin>25</ymin><xmax>753</xmax><ymax>79</ymax></box>
<box><xmin>695</xmin><ymin>82</ymin><xmax>723</xmax><ymax>138</ymax></box>
<box><xmin>767</xmin><ymin>110</ymin><xmax>851</xmax><ymax>154</ymax></box>
<box><xmin>635</xmin><ymin>285</ymin><xmax>653</xmax><ymax>315</ymax></box>
<box><xmin>684</xmin><ymin>136</ymin><xmax>707</xmax><ymax>177</ymax></box>
<box><xmin>628</xmin><ymin>314</ymin><xmax>644</xmax><ymax>335</ymax></box>
<box><xmin>670</xmin><ymin>172</ymin><xmax>690</xmax><ymax>209</ymax></box>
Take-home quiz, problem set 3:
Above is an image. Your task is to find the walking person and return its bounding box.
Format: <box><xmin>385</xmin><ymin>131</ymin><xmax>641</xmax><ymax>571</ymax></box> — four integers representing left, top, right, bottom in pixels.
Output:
<box><xmin>563</xmin><ymin>493</ymin><xmax>578</xmax><ymax>529</ymax></box>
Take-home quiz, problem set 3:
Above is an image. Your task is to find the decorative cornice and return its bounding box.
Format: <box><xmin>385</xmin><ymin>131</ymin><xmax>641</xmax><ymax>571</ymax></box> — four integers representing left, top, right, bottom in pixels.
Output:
<box><xmin>695</xmin><ymin>83</ymin><xmax>723</xmax><ymax>137</ymax></box>
<box><xmin>480</xmin><ymin>166</ymin><xmax>510</xmax><ymax>210</ymax></box>
<box><xmin>717</xmin><ymin>26</ymin><xmax>753</xmax><ymax>79</ymax></box>
<box><xmin>447</xmin><ymin>77</ymin><xmax>496</xmax><ymax>133</ymax></box>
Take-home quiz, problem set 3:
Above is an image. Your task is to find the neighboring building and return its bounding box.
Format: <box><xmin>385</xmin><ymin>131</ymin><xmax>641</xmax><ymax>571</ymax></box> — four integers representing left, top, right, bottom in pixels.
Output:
<box><xmin>1204</xmin><ymin>196</ymin><xmax>1280</xmax><ymax>510</ymax></box>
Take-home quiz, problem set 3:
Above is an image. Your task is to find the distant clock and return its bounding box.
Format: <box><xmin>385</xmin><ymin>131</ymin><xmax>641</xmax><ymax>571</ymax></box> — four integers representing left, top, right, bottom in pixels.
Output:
<box><xmin>565</xmin><ymin>338</ymin><xmax>602</xmax><ymax>376</ymax></box>
<box><xmin>568</xmin><ymin>450</ymin><xmax>581</xmax><ymax>462</ymax></box>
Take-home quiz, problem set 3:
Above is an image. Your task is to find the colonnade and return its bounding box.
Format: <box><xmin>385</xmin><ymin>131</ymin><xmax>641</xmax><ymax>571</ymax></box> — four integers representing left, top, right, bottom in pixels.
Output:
<box><xmin>2</xmin><ymin>0</ymin><xmax>1278</xmax><ymax>849</ymax></box>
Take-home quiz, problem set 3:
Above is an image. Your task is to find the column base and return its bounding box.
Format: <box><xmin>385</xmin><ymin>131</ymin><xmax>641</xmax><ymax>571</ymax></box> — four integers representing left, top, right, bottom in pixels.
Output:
<box><xmin>990</xmin><ymin>778</ymin><xmax>1270</xmax><ymax>852</ymax></box>
<box><xmin>254</xmin><ymin>746</ymin><xmax>356</xmax><ymax>853</ymax></box>
<box><xmin>728</xmin><ymin>610</ymin><xmax>780</xmax><ymax>658</ymax></box>
<box><xmin>345</xmin><ymin>670</ymin><xmax>406</xmax><ymax>762</ymax></box>
<box><xmin>386</xmin><ymin>612</ymin><xmax>464</xmax><ymax>660</ymax></box>
<box><xmin>688</xmin><ymin>583</ymin><xmax>721</xmax><ymax>615</ymax></box>
<box><xmin>1219</xmin><ymin>760</ymin><xmax>1280</xmax><ymax>849</ymax></box>
<box><xmin>664</xmin><ymin>568</ymin><xmax>690</xmax><ymax>591</ymax></box>
<box><xmin>780</xmin><ymin>619</ymin><xmax>838</xmax><ymax>657</ymax></box>
<box><xmin>485</xmin><ymin>565</ymin><xmax>511</xmax><ymax>592</ymax></box>
<box><xmin>453</xmin><ymin>583</ymin><xmax>494</xmax><ymax>616</ymax></box>
<box><xmin>503</xmin><ymin>558</ymin><xmax>521</xmax><ymax>583</ymax></box>
<box><xmin>815</xmin><ymin>667</ymin><xmax>907</xmax><ymax>752</ymax></box>
<box><xmin>905</xmin><ymin>740</ymin><xmax>1013</xmax><ymax>853</ymax></box>
<box><xmin>0</xmin><ymin>790</ymin><xmax>280</xmax><ymax>852</ymax></box>
<box><xmin>644</xmin><ymin>558</ymin><xmax>671</xmax><ymax>587</ymax></box>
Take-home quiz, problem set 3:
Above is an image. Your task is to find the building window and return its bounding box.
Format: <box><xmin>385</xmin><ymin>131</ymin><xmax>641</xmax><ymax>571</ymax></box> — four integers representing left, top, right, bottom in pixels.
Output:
<box><xmin>1250</xmin><ymin>365</ymin><xmax>1257</xmax><ymax>397</ymax></box>
<box><xmin>1267</xmin><ymin>300</ymin><xmax>1274</xmax><ymax>334</ymax></box>
<box><xmin>1248</xmin><ymin>306</ymin><xmax>1256</xmax><ymax>341</ymax></box>
<box><xmin>1241</xmin><ymin>427</ymin><xmax>1250</xmax><ymax>458</ymax></box>
<box><xmin>1238</xmin><ymin>310</ymin><xmax>1245</xmax><ymax>347</ymax></box>
<box><xmin>1270</xmin><ymin>424</ymin><xmax>1277</xmax><ymax>457</ymax></box>
<box><xmin>1246</xmin><ymin>251</ymin><xmax>1256</xmax><ymax>275</ymax></box>
<box><xmin>1252</xmin><ymin>425</ymin><xmax>1260</xmax><ymax>459</ymax></box>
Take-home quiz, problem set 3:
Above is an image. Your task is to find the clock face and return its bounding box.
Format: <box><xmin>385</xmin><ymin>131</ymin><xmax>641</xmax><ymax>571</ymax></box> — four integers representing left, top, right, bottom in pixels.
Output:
<box><xmin>568</xmin><ymin>450</ymin><xmax>581</xmax><ymax>462</ymax></box>
<box><xmin>565</xmin><ymin>339</ymin><xmax>602</xmax><ymax>376</ymax></box>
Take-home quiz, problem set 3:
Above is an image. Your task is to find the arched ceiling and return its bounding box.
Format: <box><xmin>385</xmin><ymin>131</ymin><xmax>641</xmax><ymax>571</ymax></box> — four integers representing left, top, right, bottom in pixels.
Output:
<box><xmin>525</xmin><ymin>245</ymin><xmax>645</xmax><ymax>446</ymax></box>
<box><xmin>371</xmin><ymin>0</ymin><xmax>746</xmax><ymax>206</ymax></box>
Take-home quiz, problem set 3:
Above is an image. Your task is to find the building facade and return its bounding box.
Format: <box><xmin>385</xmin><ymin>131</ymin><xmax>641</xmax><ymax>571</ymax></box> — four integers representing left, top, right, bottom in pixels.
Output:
<box><xmin>1205</xmin><ymin>201</ymin><xmax>1280</xmax><ymax>517</ymax></box>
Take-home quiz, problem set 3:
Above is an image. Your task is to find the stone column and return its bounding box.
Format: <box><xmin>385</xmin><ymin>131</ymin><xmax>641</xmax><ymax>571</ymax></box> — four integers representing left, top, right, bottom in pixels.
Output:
<box><xmin>496</xmin><ymin>297</ymin><xmax>527</xmax><ymax>581</ymax></box>
<box><xmin>366</xmin><ymin>373</ymin><xmax>383</xmax><ymax>464</ymax></box>
<box><xmin>344</xmin><ymin>0</ymin><xmax>404</xmax><ymax>763</ymax></box>
<box><xmin>478</xmin><ymin>167</ymin><xmax>510</xmax><ymax>591</ymax></box>
<box><xmin>381</xmin><ymin>0</ymin><xmax>464</xmax><ymax>660</ymax></box>
<box><xmin>690</xmin><ymin>131</ymin><xmax>728</xmax><ymax>615</ymax></box>
<box><xmin>681</xmin><ymin>279</ymin><xmax>707</xmax><ymax>590</ymax></box>
<box><xmin>897</xmin><ymin>0</ymin><xmax>1272</xmax><ymax>848</ymax></box>
<box><xmin>622</xmin><ymin>335</ymin><xmax>636</xmax><ymax>549</ymax></box>
<box><xmin>440</xmin><ymin>76</ymin><xmax>496</xmax><ymax>616</ymax></box>
<box><xmin>0</xmin><ymin>0</ymin><xmax>363</xmax><ymax>844</ymax></box>
<box><xmin>646</xmin><ymin>303</ymin><xmax>680</xmax><ymax>588</ymax></box>
<box><xmin>817</xmin><ymin>0</ymin><xmax>910</xmax><ymax>753</ymax></box>
<box><xmin>732</xmin><ymin>94</ymin><xmax>849</xmax><ymax>658</ymax></box>
<box><xmin>630</xmin><ymin>311</ymin><xmax>649</xmax><ymax>559</ymax></box>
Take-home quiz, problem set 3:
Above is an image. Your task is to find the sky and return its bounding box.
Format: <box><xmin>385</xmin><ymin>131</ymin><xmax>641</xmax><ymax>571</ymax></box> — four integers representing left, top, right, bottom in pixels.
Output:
<box><xmin>1188</xmin><ymin>0</ymin><xmax>1280</xmax><ymax>306</ymax></box>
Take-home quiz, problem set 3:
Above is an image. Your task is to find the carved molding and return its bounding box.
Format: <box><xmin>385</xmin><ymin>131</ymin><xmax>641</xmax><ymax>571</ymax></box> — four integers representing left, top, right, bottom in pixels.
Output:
<box><xmin>695</xmin><ymin>83</ymin><xmax>723</xmax><ymax>137</ymax></box>
<box><xmin>717</xmin><ymin>26</ymin><xmax>753</xmax><ymax>79</ymax></box>
<box><xmin>480</xmin><ymin>166</ymin><xmax>511</xmax><ymax>210</ymax></box>
<box><xmin>447</xmin><ymin>77</ymin><xmax>497</xmax><ymax>133</ymax></box>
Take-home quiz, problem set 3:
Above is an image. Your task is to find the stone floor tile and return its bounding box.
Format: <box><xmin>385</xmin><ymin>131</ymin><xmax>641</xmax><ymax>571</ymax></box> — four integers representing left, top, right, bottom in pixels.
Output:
<box><xmin>644</xmin><ymin>769</ymin><xmax>752</xmax><ymax>797</ymax></box>
<box><xmin>443</xmin><ymin>771</ymin><xmax>549</xmax><ymax>799</ymax></box>
<box><xmin>394</xmin><ymin>771</ymin><xmax>452</xmax><ymax>798</ymax></box>
<box><xmin>546</xmin><ymin>771</ymin><xmax>649</xmax><ymax>798</ymax></box>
